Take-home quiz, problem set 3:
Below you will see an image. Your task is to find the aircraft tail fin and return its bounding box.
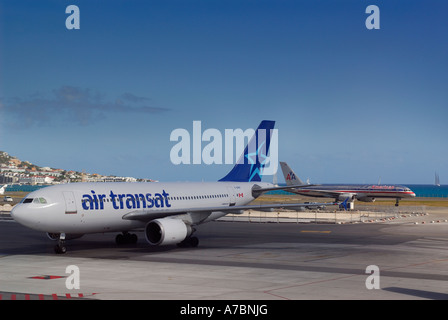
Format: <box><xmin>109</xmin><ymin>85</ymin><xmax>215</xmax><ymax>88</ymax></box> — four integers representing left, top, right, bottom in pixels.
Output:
<box><xmin>219</xmin><ymin>120</ymin><xmax>275</xmax><ymax>182</ymax></box>
<box><xmin>279</xmin><ymin>162</ymin><xmax>304</xmax><ymax>186</ymax></box>
<box><xmin>0</xmin><ymin>184</ymin><xmax>7</xmax><ymax>195</ymax></box>
<box><xmin>340</xmin><ymin>197</ymin><xmax>349</xmax><ymax>211</ymax></box>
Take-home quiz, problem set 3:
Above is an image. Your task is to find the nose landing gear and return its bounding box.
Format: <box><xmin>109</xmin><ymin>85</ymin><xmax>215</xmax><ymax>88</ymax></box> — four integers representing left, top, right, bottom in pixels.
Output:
<box><xmin>54</xmin><ymin>233</ymin><xmax>67</xmax><ymax>254</ymax></box>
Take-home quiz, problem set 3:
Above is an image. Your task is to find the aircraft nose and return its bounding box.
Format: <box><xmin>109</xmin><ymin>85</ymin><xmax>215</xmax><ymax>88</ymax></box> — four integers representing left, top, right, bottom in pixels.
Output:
<box><xmin>11</xmin><ymin>203</ymin><xmax>42</xmax><ymax>230</ymax></box>
<box><xmin>10</xmin><ymin>204</ymin><xmax>26</xmax><ymax>224</ymax></box>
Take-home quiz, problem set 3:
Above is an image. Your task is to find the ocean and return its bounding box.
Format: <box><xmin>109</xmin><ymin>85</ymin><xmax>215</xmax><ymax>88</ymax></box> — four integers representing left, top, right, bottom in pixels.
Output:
<box><xmin>406</xmin><ymin>184</ymin><xmax>448</xmax><ymax>198</ymax></box>
<box><xmin>4</xmin><ymin>184</ymin><xmax>448</xmax><ymax>198</ymax></box>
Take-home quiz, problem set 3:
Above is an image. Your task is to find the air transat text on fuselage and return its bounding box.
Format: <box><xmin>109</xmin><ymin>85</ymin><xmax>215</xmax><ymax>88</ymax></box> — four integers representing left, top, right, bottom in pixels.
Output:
<box><xmin>82</xmin><ymin>190</ymin><xmax>171</xmax><ymax>211</ymax></box>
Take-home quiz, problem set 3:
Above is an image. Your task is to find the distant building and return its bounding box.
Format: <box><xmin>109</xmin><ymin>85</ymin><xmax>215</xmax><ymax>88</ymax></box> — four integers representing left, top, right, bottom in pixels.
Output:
<box><xmin>0</xmin><ymin>174</ymin><xmax>15</xmax><ymax>184</ymax></box>
<box><xmin>18</xmin><ymin>176</ymin><xmax>55</xmax><ymax>185</ymax></box>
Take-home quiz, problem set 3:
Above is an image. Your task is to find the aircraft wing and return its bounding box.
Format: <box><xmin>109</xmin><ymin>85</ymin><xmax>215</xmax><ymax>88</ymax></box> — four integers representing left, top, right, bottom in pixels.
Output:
<box><xmin>252</xmin><ymin>184</ymin><xmax>320</xmax><ymax>194</ymax></box>
<box><xmin>290</xmin><ymin>188</ymin><xmax>350</xmax><ymax>198</ymax></box>
<box><xmin>122</xmin><ymin>201</ymin><xmax>339</xmax><ymax>222</ymax></box>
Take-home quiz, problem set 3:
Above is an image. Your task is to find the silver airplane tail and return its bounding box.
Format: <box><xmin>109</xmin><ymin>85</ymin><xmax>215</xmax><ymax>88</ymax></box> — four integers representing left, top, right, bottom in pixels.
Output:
<box><xmin>279</xmin><ymin>162</ymin><xmax>304</xmax><ymax>186</ymax></box>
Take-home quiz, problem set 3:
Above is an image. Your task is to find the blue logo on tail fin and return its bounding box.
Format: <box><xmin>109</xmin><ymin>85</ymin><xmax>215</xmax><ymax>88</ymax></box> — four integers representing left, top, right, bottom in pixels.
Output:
<box><xmin>219</xmin><ymin>120</ymin><xmax>275</xmax><ymax>182</ymax></box>
<box><xmin>340</xmin><ymin>197</ymin><xmax>349</xmax><ymax>211</ymax></box>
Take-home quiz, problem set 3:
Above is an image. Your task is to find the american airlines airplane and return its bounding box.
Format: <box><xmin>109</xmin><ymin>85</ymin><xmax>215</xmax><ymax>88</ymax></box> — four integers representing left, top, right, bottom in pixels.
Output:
<box><xmin>11</xmin><ymin>121</ymin><xmax>337</xmax><ymax>254</ymax></box>
<box><xmin>280</xmin><ymin>162</ymin><xmax>415</xmax><ymax>207</ymax></box>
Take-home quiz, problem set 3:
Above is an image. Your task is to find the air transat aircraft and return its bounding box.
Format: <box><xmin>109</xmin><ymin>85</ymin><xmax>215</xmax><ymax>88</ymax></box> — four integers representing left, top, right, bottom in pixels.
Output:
<box><xmin>12</xmin><ymin>121</ymin><xmax>337</xmax><ymax>254</ymax></box>
<box><xmin>280</xmin><ymin>162</ymin><xmax>415</xmax><ymax>207</ymax></box>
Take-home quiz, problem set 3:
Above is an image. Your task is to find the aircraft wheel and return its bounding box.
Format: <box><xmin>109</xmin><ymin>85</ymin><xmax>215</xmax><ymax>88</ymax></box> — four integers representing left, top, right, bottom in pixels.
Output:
<box><xmin>54</xmin><ymin>234</ymin><xmax>67</xmax><ymax>254</ymax></box>
<box><xmin>115</xmin><ymin>234</ymin><xmax>125</xmax><ymax>244</ymax></box>
<box><xmin>116</xmin><ymin>233</ymin><xmax>138</xmax><ymax>245</ymax></box>
<box><xmin>177</xmin><ymin>236</ymin><xmax>199</xmax><ymax>248</ymax></box>
<box><xmin>190</xmin><ymin>236</ymin><xmax>199</xmax><ymax>247</ymax></box>
<box><xmin>54</xmin><ymin>244</ymin><xmax>67</xmax><ymax>254</ymax></box>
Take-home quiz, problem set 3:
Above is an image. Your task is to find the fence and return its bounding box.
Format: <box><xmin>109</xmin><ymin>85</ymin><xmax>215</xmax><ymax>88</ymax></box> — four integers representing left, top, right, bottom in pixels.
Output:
<box><xmin>218</xmin><ymin>205</ymin><xmax>427</xmax><ymax>224</ymax></box>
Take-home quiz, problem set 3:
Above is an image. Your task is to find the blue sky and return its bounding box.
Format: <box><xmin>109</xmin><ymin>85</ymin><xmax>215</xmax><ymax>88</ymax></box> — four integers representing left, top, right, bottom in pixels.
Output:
<box><xmin>1</xmin><ymin>0</ymin><xmax>447</xmax><ymax>184</ymax></box>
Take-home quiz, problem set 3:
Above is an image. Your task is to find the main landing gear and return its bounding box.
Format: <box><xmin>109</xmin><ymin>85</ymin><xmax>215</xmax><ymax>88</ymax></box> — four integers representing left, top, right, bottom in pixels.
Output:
<box><xmin>177</xmin><ymin>236</ymin><xmax>199</xmax><ymax>248</ymax></box>
<box><xmin>115</xmin><ymin>232</ymin><xmax>138</xmax><ymax>245</ymax></box>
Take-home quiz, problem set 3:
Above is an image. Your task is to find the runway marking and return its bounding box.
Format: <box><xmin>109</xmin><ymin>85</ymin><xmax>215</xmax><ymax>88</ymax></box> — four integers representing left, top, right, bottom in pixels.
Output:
<box><xmin>300</xmin><ymin>230</ymin><xmax>331</xmax><ymax>234</ymax></box>
<box><xmin>263</xmin><ymin>258</ymin><xmax>448</xmax><ymax>300</ymax></box>
<box><xmin>29</xmin><ymin>275</ymin><xmax>65</xmax><ymax>280</ymax></box>
<box><xmin>0</xmin><ymin>292</ymin><xmax>97</xmax><ymax>300</ymax></box>
<box><xmin>263</xmin><ymin>271</ymin><xmax>363</xmax><ymax>300</ymax></box>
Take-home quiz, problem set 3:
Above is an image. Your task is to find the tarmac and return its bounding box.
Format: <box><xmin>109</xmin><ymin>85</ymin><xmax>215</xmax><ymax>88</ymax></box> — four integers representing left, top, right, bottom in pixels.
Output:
<box><xmin>1</xmin><ymin>200</ymin><xmax>448</xmax><ymax>302</ymax></box>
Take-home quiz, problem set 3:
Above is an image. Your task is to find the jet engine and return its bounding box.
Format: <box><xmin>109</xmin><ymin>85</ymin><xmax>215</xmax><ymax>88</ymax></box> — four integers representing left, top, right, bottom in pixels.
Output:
<box><xmin>357</xmin><ymin>197</ymin><xmax>376</xmax><ymax>202</ymax></box>
<box><xmin>337</xmin><ymin>193</ymin><xmax>355</xmax><ymax>201</ymax></box>
<box><xmin>145</xmin><ymin>218</ymin><xmax>192</xmax><ymax>246</ymax></box>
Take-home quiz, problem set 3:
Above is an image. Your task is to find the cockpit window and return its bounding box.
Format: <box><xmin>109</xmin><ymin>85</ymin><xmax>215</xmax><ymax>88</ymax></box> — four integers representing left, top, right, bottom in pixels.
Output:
<box><xmin>22</xmin><ymin>197</ymin><xmax>47</xmax><ymax>204</ymax></box>
<box><xmin>33</xmin><ymin>197</ymin><xmax>47</xmax><ymax>204</ymax></box>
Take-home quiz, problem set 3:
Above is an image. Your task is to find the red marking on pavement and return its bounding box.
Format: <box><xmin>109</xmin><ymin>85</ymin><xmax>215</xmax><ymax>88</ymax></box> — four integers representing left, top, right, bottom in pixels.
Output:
<box><xmin>0</xmin><ymin>292</ymin><xmax>97</xmax><ymax>300</ymax></box>
<box><xmin>30</xmin><ymin>275</ymin><xmax>64</xmax><ymax>280</ymax></box>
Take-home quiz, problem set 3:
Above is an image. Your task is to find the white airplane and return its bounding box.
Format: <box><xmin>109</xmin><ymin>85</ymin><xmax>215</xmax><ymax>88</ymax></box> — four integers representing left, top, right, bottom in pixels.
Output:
<box><xmin>11</xmin><ymin>121</ymin><xmax>338</xmax><ymax>254</ymax></box>
<box><xmin>0</xmin><ymin>185</ymin><xmax>7</xmax><ymax>195</ymax></box>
